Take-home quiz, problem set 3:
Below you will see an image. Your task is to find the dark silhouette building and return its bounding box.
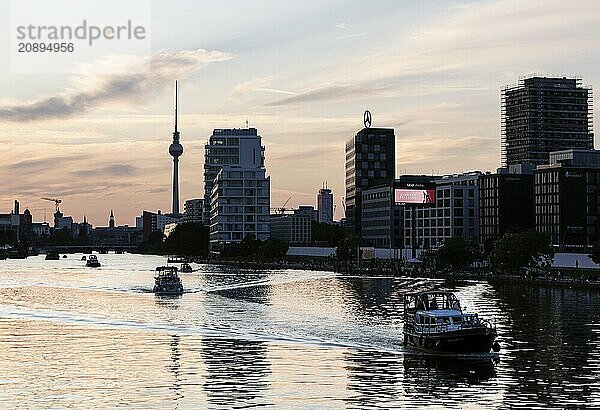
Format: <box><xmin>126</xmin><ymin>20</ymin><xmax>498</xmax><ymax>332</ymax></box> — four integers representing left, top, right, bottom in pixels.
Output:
<box><xmin>479</xmin><ymin>167</ymin><xmax>534</xmax><ymax>250</ymax></box>
<box><xmin>534</xmin><ymin>149</ymin><xmax>600</xmax><ymax>249</ymax></box>
<box><xmin>501</xmin><ymin>76</ymin><xmax>593</xmax><ymax>166</ymax></box>
<box><xmin>345</xmin><ymin>126</ymin><xmax>395</xmax><ymax>235</ymax></box>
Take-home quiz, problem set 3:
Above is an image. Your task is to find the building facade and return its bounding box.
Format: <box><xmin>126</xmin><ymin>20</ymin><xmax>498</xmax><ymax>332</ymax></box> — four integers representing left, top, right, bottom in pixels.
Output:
<box><xmin>270</xmin><ymin>211</ymin><xmax>311</xmax><ymax>245</ymax></box>
<box><xmin>534</xmin><ymin>149</ymin><xmax>600</xmax><ymax>249</ymax></box>
<box><xmin>0</xmin><ymin>202</ymin><xmax>33</xmax><ymax>244</ymax></box>
<box><xmin>183</xmin><ymin>198</ymin><xmax>204</xmax><ymax>224</ymax></box>
<box><xmin>295</xmin><ymin>205</ymin><xmax>318</xmax><ymax>222</ymax></box>
<box><xmin>362</xmin><ymin>175</ymin><xmax>436</xmax><ymax>250</ymax></box>
<box><xmin>345</xmin><ymin>127</ymin><xmax>395</xmax><ymax>235</ymax></box>
<box><xmin>404</xmin><ymin>172</ymin><xmax>481</xmax><ymax>251</ymax></box>
<box><xmin>141</xmin><ymin>210</ymin><xmax>179</xmax><ymax>241</ymax></box>
<box><xmin>204</xmin><ymin>128</ymin><xmax>265</xmax><ymax>224</ymax></box>
<box><xmin>502</xmin><ymin>76</ymin><xmax>593</xmax><ymax>166</ymax></box>
<box><xmin>209</xmin><ymin>166</ymin><xmax>270</xmax><ymax>246</ymax></box>
<box><xmin>479</xmin><ymin>168</ymin><xmax>534</xmax><ymax>250</ymax></box>
<box><xmin>317</xmin><ymin>187</ymin><xmax>334</xmax><ymax>224</ymax></box>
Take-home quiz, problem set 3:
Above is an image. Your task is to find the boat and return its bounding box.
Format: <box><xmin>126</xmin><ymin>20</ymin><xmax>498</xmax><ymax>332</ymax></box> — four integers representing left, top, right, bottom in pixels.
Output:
<box><xmin>153</xmin><ymin>266</ymin><xmax>184</xmax><ymax>295</ymax></box>
<box><xmin>86</xmin><ymin>255</ymin><xmax>101</xmax><ymax>267</ymax></box>
<box><xmin>99</xmin><ymin>249</ymin><xmax>108</xmax><ymax>254</ymax></box>
<box><xmin>403</xmin><ymin>291</ymin><xmax>499</xmax><ymax>355</ymax></box>
<box><xmin>62</xmin><ymin>254</ymin><xmax>67</xmax><ymax>258</ymax></box>
<box><xmin>167</xmin><ymin>256</ymin><xmax>189</xmax><ymax>264</ymax></box>
<box><xmin>8</xmin><ymin>248</ymin><xmax>27</xmax><ymax>259</ymax></box>
<box><xmin>45</xmin><ymin>251</ymin><xmax>60</xmax><ymax>260</ymax></box>
<box><xmin>180</xmin><ymin>262</ymin><xmax>193</xmax><ymax>273</ymax></box>
<box><xmin>81</xmin><ymin>255</ymin><xmax>87</xmax><ymax>261</ymax></box>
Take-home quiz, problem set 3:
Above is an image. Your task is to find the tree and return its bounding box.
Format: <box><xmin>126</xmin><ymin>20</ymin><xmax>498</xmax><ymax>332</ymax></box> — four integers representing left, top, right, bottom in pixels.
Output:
<box><xmin>336</xmin><ymin>235</ymin><xmax>361</xmax><ymax>261</ymax></box>
<box><xmin>140</xmin><ymin>230</ymin><xmax>165</xmax><ymax>254</ymax></box>
<box><xmin>0</xmin><ymin>231</ymin><xmax>16</xmax><ymax>246</ymax></box>
<box><xmin>311</xmin><ymin>221</ymin><xmax>347</xmax><ymax>246</ymax></box>
<box><xmin>490</xmin><ymin>230</ymin><xmax>554</xmax><ymax>273</ymax></box>
<box><xmin>163</xmin><ymin>223</ymin><xmax>209</xmax><ymax>256</ymax></box>
<box><xmin>261</xmin><ymin>237</ymin><xmax>289</xmax><ymax>259</ymax></box>
<box><xmin>436</xmin><ymin>237</ymin><xmax>474</xmax><ymax>269</ymax></box>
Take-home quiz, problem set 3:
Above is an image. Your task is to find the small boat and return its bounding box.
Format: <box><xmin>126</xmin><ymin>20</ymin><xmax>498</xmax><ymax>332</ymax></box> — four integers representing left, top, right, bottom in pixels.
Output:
<box><xmin>403</xmin><ymin>291</ymin><xmax>499</xmax><ymax>355</ymax></box>
<box><xmin>99</xmin><ymin>249</ymin><xmax>108</xmax><ymax>254</ymax></box>
<box><xmin>86</xmin><ymin>255</ymin><xmax>101</xmax><ymax>267</ymax></box>
<box><xmin>167</xmin><ymin>256</ymin><xmax>189</xmax><ymax>264</ymax></box>
<box><xmin>81</xmin><ymin>256</ymin><xmax>87</xmax><ymax>261</ymax></box>
<box><xmin>153</xmin><ymin>266</ymin><xmax>184</xmax><ymax>295</ymax></box>
<box><xmin>62</xmin><ymin>255</ymin><xmax>67</xmax><ymax>258</ymax></box>
<box><xmin>180</xmin><ymin>262</ymin><xmax>193</xmax><ymax>273</ymax></box>
<box><xmin>115</xmin><ymin>250</ymin><xmax>124</xmax><ymax>254</ymax></box>
<box><xmin>45</xmin><ymin>251</ymin><xmax>60</xmax><ymax>260</ymax></box>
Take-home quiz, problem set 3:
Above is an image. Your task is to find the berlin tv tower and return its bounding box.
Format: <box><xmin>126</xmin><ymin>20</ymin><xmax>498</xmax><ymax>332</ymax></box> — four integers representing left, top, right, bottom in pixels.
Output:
<box><xmin>169</xmin><ymin>81</ymin><xmax>183</xmax><ymax>215</ymax></box>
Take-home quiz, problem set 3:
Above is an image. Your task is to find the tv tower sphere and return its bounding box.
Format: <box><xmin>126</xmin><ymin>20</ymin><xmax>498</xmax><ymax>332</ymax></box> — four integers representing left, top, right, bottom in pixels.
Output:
<box><xmin>169</xmin><ymin>141</ymin><xmax>183</xmax><ymax>157</ymax></box>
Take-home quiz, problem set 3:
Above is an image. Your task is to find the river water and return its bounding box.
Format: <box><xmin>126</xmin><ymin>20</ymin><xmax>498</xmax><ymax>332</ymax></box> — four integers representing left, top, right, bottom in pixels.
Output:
<box><xmin>0</xmin><ymin>253</ymin><xmax>599</xmax><ymax>408</ymax></box>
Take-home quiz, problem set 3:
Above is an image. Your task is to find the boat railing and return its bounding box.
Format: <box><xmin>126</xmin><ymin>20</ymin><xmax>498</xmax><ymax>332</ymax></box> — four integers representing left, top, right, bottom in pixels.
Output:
<box><xmin>410</xmin><ymin>314</ymin><xmax>495</xmax><ymax>335</ymax></box>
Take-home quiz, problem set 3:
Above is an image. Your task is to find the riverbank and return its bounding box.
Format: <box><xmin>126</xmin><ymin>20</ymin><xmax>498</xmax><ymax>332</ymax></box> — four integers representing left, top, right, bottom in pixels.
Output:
<box><xmin>191</xmin><ymin>256</ymin><xmax>600</xmax><ymax>288</ymax></box>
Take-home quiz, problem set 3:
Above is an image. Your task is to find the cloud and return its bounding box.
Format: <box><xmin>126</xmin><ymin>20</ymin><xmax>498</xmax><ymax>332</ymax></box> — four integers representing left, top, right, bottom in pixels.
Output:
<box><xmin>335</xmin><ymin>32</ymin><xmax>366</xmax><ymax>41</ymax></box>
<box><xmin>231</xmin><ymin>77</ymin><xmax>295</xmax><ymax>100</ymax></box>
<box><xmin>9</xmin><ymin>155</ymin><xmax>83</xmax><ymax>173</ymax></box>
<box><xmin>0</xmin><ymin>49</ymin><xmax>232</xmax><ymax>122</ymax></box>
<box><xmin>71</xmin><ymin>164</ymin><xmax>138</xmax><ymax>178</ymax></box>
<box><xmin>266</xmin><ymin>84</ymin><xmax>390</xmax><ymax>106</ymax></box>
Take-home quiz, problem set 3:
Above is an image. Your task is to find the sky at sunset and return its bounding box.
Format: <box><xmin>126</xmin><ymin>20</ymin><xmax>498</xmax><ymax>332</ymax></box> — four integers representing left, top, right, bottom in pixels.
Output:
<box><xmin>0</xmin><ymin>0</ymin><xmax>599</xmax><ymax>226</ymax></box>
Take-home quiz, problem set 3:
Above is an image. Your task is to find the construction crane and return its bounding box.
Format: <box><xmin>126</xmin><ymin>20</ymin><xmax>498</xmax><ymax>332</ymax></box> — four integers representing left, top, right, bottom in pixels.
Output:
<box><xmin>270</xmin><ymin>196</ymin><xmax>293</xmax><ymax>214</ymax></box>
<box><xmin>41</xmin><ymin>197</ymin><xmax>62</xmax><ymax>212</ymax></box>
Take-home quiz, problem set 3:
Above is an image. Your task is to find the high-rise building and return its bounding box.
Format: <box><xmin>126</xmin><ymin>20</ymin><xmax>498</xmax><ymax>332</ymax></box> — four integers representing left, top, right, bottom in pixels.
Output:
<box><xmin>183</xmin><ymin>199</ymin><xmax>204</xmax><ymax>224</ymax></box>
<box><xmin>317</xmin><ymin>184</ymin><xmax>334</xmax><ymax>224</ymax></box>
<box><xmin>345</xmin><ymin>120</ymin><xmax>395</xmax><ymax>235</ymax></box>
<box><xmin>501</xmin><ymin>76</ymin><xmax>593</xmax><ymax>166</ymax></box>
<box><xmin>204</xmin><ymin>128</ymin><xmax>265</xmax><ymax>224</ymax></box>
<box><xmin>209</xmin><ymin>166</ymin><xmax>270</xmax><ymax>246</ymax></box>
<box><xmin>169</xmin><ymin>81</ymin><xmax>184</xmax><ymax>216</ymax></box>
<box><xmin>535</xmin><ymin>149</ymin><xmax>600</xmax><ymax>249</ymax></box>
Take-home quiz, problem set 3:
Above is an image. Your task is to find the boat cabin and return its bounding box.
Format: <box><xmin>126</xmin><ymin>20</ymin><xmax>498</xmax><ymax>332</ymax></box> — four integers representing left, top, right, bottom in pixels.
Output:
<box><xmin>155</xmin><ymin>266</ymin><xmax>179</xmax><ymax>278</ymax></box>
<box><xmin>404</xmin><ymin>291</ymin><xmax>461</xmax><ymax>314</ymax></box>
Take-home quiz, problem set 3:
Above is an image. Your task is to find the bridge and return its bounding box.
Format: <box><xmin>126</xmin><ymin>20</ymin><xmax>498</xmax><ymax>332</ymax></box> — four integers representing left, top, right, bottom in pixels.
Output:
<box><xmin>37</xmin><ymin>245</ymin><xmax>138</xmax><ymax>254</ymax></box>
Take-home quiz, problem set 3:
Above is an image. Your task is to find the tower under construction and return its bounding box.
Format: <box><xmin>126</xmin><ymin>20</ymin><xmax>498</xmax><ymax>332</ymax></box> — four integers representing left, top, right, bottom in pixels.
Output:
<box><xmin>501</xmin><ymin>76</ymin><xmax>593</xmax><ymax>167</ymax></box>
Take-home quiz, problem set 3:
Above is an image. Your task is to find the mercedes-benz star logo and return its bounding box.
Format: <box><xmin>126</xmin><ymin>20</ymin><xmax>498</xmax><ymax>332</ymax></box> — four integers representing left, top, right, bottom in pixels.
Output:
<box><xmin>363</xmin><ymin>110</ymin><xmax>372</xmax><ymax>128</ymax></box>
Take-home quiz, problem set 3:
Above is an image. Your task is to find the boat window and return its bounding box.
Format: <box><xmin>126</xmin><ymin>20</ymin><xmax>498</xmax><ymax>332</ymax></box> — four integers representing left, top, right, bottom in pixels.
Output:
<box><xmin>451</xmin><ymin>316</ymin><xmax>463</xmax><ymax>324</ymax></box>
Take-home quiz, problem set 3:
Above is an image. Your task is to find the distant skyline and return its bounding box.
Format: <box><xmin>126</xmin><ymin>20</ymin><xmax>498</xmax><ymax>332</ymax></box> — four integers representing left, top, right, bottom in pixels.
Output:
<box><xmin>0</xmin><ymin>0</ymin><xmax>599</xmax><ymax>225</ymax></box>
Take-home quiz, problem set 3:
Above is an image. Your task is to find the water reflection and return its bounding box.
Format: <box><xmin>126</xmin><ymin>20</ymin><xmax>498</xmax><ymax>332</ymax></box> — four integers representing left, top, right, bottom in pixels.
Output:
<box><xmin>154</xmin><ymin>294</ymin><xmax>182</xmax><ymax>309</ymax></box>
<box><xmin>494</xmin><ymin>283</ymin><xmax>600</xmax><ymax>407</ymax></box>
<box><xmin>168</xmin><ymin>335</ymin><xmax>184</xmax><ymax>403</ymax></box>
<box><xmin>344</xmin><ymin>349</ymin><xmax>403</xmax><ymax>408</ymax></box>
<box><xmin>200</xmin><ymin>338</ymin><xmax>271</xmax><ymax>407</ymax></box>
<box><xmin>1</xmin><ymin>255</ymin><xmax>600</xmax><ymax>407</ymax></box>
